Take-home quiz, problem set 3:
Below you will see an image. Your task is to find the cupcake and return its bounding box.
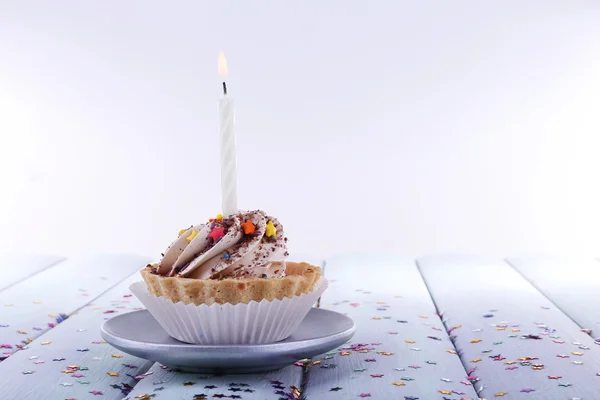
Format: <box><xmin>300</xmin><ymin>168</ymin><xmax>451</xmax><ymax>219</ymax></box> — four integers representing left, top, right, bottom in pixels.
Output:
<box><xmin>131</xmin><ymin>209</ymin><xmax>326</xmax><ymax>345</ymax></box>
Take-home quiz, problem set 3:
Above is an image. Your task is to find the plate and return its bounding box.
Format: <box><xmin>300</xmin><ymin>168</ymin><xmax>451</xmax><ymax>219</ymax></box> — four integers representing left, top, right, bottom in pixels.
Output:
<box><xmin>101</xmin><ymin>308</ymin><xmax>355</xmax><ymax>374</ymax></box>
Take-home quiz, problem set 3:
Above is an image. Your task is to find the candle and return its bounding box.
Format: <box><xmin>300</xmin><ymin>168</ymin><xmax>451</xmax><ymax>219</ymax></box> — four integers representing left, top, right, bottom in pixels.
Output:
<box><xmin>218</xmin><ymin>52</ymin><xmax>238</xmax><ymax>217</ymax></box>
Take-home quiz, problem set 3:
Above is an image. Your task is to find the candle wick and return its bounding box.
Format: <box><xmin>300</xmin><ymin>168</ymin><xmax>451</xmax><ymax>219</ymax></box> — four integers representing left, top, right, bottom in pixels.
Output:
<box><xmin>222</xmin><ymin>82</ymin><xmax>228</xmax><ymax>95</ymax></box>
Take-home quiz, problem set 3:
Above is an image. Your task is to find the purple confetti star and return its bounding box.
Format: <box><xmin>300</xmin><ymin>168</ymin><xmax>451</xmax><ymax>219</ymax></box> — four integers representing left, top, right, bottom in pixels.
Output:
<box><xmin>506</xmin><ymin>366</ymin><xmax>519</xmax><ymax>370</ymax></box>
<box><xmin>521</xmin><ymin>388</ymin><xmax>535</xmax><ymax>393</ymax></box>
<box><xmin>359</xmin><ymin>394</ymin><xmax>371</xmax><ymax>398</ymax></box>
<box><xmin>0</xmin><ymin>324</ymin><xmax>9</xmax><ymax>328</ymax></box>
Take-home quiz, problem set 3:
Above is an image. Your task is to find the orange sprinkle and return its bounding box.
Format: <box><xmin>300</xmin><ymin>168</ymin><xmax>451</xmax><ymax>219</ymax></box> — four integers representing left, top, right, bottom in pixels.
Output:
<box><xmin>242</xmin><ymin>220</ymin><xmax>255</xmax><ymax>235</ymax></box>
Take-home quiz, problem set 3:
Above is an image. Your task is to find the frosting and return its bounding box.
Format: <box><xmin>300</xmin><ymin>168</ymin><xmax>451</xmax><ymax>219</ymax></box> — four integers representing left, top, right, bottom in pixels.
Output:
<box><xmin>155</xmin><ymin>210</ymin><xmax>289</xmax><ymax>279</ymax></box>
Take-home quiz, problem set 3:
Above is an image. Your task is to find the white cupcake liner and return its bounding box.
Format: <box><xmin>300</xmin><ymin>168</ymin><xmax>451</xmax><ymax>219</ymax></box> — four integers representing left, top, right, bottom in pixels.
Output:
<box><xmin>130</xmin><ymin>278</ymin><xmax>328</xmax><ymax>345</ymax></box>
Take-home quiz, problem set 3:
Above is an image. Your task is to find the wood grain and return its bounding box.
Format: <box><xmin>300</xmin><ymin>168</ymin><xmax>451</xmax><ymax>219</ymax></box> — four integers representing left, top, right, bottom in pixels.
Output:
<box><xmin>0</xmin><ymin>254</ymin><xmax>65</xmax><ymax>292</ymax></box>
<box><xmin>125</xmin><ymin>255</ymin><xmax>323</xmax><ymax>400</ymax></box>
<box><xmin>418</xmin><ymin>255</ymin><xmax>600</xmax><ymax>400</ymax></box>
<box><xmin>0</xmin><ymin>254</ymin><xmax>151</xmax><ymax>359</ymax></box>
<box><xmin>0</xmin><ymin>273</ymin><xmax>154</xmax><ymax>400</ymax></box>
<box><xmin>507</xmin><ymin>256</ymin><xmax>600</xmax><ymax>337</ymax></box>
<box><xmin>303</xmin><ymin>253</ymin><xmax>479</xmax><ymax>400</ymax></box>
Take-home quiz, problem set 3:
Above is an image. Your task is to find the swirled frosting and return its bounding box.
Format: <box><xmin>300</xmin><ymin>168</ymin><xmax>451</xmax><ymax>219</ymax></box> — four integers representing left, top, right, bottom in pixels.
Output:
<box><xmin>153</xmin><ymin>210</ymin><xmax>289</xmax><ymax>279</ymax></box>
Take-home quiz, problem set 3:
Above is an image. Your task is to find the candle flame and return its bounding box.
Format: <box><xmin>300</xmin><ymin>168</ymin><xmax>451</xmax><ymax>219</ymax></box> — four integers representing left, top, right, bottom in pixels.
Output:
<box><xmin>218</xmin><ymin>52</ymin><xmax>228</xmax><ymax>78</ymax></box>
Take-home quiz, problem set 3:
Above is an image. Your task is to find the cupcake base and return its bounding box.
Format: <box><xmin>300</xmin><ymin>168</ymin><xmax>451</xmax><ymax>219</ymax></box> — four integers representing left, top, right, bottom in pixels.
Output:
<box><xmin>130</xmin><ymin>276</ymin><xmax>328</xmax><ymax>345</ymax></box>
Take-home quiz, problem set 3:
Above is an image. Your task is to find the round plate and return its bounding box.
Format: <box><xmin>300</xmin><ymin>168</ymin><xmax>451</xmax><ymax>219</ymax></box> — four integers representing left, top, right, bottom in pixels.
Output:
<box><xmin>101</xmin><ymin>308</ymin><xmax>355</xmax><ymax>374</ymax></box>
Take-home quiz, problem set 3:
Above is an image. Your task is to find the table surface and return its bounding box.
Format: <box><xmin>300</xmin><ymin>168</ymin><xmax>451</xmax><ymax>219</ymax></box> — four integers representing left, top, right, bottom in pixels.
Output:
<box><xmin>1</xmin><ymin>253</ymin><xmax>599</xmax><ymax>400</ymax></box>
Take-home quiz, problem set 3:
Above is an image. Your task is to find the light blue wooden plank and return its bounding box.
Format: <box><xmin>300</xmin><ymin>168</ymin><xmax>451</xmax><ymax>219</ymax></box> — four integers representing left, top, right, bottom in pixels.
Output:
<box><xmin>303</xmin><ymin>253</ymin><xmax>478</xmax><ymax>400</ymax></box>
<box><xmin>0</xmin><ymin>272</ymin><xmax>154</xmax><ymax>400</ymax></box>
<box><xmin>0</xmin><ymin>254</ymin><xmax>151</xmax><ymax>360</ymax></box>
<box><xmin>507</xmin><ymin>256</ymin><xmax>600</xmax><ymax>337</ymax></box>
<box><xmin>0</xmin><ymin>254</ymin><xmax>65</xmax><ymax>292</ymax></box>
<box><xmin>418</xmin><ymin>255</ymin><xmax>600</xmax><ymax>400</ymax></box>
<box><xmin>125</xmin><ymin>254</ymin><xmax>322</xmax><ymax>400</ymax></box>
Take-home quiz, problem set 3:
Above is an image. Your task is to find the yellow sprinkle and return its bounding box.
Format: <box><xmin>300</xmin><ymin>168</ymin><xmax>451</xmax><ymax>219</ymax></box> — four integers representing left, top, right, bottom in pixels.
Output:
<box><xmin>340</xmin><ymin>351</ymin><xmax>351</xmax><ymax>356</ymax></box>
<box><xmin>446</xmin><ymin>349</ymin><xmax>457</xmax><ymax>355</ymax></box>
<box><xmin>178</xmin><ymin>229</ymin><xmax>187</xmax><ymax>237</ymax></box>
<box><xmin>504</xmin><ymin>361</ymin><xmax>516</xmax><ymax>365</ymax></box>
<box><xmin>111</xmin><ymin>354</ymin><xmax>123</xmax><ymax>358</ymax></box>
<box><xmin>312</xmin><ymin>360</ymin><xmax>322</xmax><ymax>365</ymax></box>
<box><xmin>495</xmin><ymin>392</ymin><xmax>508</xmax><ymax>397</ymax></box>
<box><xmin>470</xmin><ymin>358</ymin><xmax>482</xmax><ymax>363</ymax></box>
<box><xmin>496</xmin><ymin>327</ymin><xmax>506</xmax><ymax>331</ymax></box>
<box><xmin>405</xmin><ymin>340</ymin><xmax>416</xmax><ymax>344</ymax></box>
<box><xmin>377</xmin><ymin>351</ymin><xmax>394</xmax><ymax>356</ymax></box>
<box><xmin>470</xmin><ymin>339</ymin><xmax>482</xmax><ymax>343</ymax></box>
<box><xmin>48</xmin><ymin>314</ymin><xmax>57</xmax><ymax>318</ymax></box>
<box><xmin>26</xmin><ymin>338</ymin><xmax>34</xmax><ymax>343</ymax></box>
<box><xmin>452</xmin><ymin>324</ymin><xmax>462</xmax><ymax>329</ymax></box>
<box><xmin>186</xmin><ymin>229</ymin><xmax>199</xmax><ymax>242</ymax></box>
<box><xmin>41</xmin><ymin>341</ymin><xmax>51</xmax><ymax>345</ymax></box>
<box><xmin>572</xmin><ymin>351</ymin><xmax>583</xmax><ymax>356</ymax></box>
<box><xmin>511</xmin><ymin>328</ymin><xmax>520</xmax><ymax>332</ymax></box>
<box><xmin>265</xmin><ymin>220</ymin><xmax>277</xmax><ymax>238</ymax></box>
<box><xmin>359</xmin><ymin>349</ymin><xmax>369</xmax><ymax>353</ymax></box>
<box><xmin>392</xmin><ymin>381</ymin><xmax>406</xmax><ymax>386</ymax></box>
<box><xmin>438</xmin><ymin>390</ymin><xmax>452</xmax><ymax>395</ymax></box>
<box><xmin>18</xmin><ymin>330</ymin><xmax>27</xmax><ymax>334</ymax></box>
<box><xmin>419</xmin><ymin>315</ymin><xmax>428</xmax><ymax>319</ymax></box>
<box><xmin>107</xmin><ymin>372</ymin><xmax>119</xmax><ymax>377</ymax></box>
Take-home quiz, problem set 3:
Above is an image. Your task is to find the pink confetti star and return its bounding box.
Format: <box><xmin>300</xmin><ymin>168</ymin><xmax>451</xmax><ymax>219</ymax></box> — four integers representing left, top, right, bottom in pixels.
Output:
<box><xmin>72</xmin><ymin>373</ymin><xmax>85</xmax><ymax>378</ymax></box>
<box><xmin>359</xmin><ymin>394</ymin><xmax>371</xmax><ymax>398</ymax></box>
<box><xmin>89</xmin><ymin>390</ymin><xmax>103</xmax><ymax>395</ymax></box>
<box><xmin>370</xmin><ymin>374</ymin><xmax>384</xmax><ymax>378</ymax></box>
<box><xmin>408</xmin><ymin>365</ymin><xmax>421</xmax><ymax>369</ymax></box>
<box><xmin>506</xmin><ymin>366</ymin><xmax>518</xmax><ymax>370</ymax></box>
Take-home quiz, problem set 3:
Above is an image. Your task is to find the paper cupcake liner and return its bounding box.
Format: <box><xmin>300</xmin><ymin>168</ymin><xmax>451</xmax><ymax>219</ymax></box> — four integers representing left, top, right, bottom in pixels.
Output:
<box><xmin>130</xmin><ymin>278</ymin><xmax>328</xmax><ymax>345</ymax></box>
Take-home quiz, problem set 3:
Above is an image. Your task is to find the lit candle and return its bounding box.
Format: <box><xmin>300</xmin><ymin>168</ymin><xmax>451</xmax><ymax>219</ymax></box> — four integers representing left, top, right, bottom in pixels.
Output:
<box><xmin>217</xmin><ymin>52</ymin><xmax>238</xmax><ymax>217</ymax></box>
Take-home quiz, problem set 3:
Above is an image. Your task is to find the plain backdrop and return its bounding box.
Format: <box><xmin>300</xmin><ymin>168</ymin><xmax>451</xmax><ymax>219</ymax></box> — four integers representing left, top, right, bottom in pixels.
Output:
<box><xmin>1</xmin><ymin>1</ymin><xmax>600</xmax><ymax>261</ymax></box>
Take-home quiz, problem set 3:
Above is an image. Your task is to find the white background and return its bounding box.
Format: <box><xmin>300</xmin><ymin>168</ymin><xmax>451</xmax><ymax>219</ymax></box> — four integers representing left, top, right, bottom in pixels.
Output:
<box><xmin>1</xmin><ymin>1</ymin><xmax>600</xmax><ymax>261</ymax></box>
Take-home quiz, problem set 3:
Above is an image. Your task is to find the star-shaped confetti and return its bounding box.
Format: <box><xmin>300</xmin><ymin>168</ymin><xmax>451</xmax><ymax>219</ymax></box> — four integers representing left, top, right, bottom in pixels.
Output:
<box><xmin>330</xmin><ymin>387</ymin><xmax>342</xmax><ymax>391</ymax></box>
<box><xmin>89</xmin><ymin>390</ymin><xmax>103</xmax><ymax>395</ymax></box>
<box><xmin>359</xmin><ymin>394</ymin><xmax>371</xmax><ymax>398</ymax></box>
<box><xmin>559</xmin><ymin>382</ymin><xmax>573</xmax><ymax>387</ymax></box>
<box><xmin>494</xmin><ymin>392</ymin><xmax>508</xmax><ymax>397</ymax></box>
<box><xmin>111</xmin><ymin>354</ymin><xmax>123</xmax><ymax>358</ymax></box>
<box><xmin>392</xmin><ymin>381</ymin><xmax>406</xmax><ymax>386</ymax></box>
<box><xmin>521</xmin><ymin>388</ymin><xmax>535</xmax><ymax>393</ymax></box>
<box><xmin>370</xmin><ymin>374</ymin><xmax>384</xmax><ymax>378</ymax></box>
<box><xmin>107</xmin><ymin>372</ymin><xmax>119</xmax><ymax>377</ymax></box>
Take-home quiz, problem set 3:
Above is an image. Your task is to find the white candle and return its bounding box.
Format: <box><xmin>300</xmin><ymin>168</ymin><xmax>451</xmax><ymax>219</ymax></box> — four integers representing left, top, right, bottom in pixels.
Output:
<box><xmin>218</xmin><ymin>52</ymin><xmax>238</xmax><ymax>217</ymax></box>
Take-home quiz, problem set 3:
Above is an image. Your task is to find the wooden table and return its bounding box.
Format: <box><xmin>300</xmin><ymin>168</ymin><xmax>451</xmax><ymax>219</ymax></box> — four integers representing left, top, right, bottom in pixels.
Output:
<box><xmin>1</xmin><ymin>253</ymin><xmax>599</xmax><ymax>400</ymax></box>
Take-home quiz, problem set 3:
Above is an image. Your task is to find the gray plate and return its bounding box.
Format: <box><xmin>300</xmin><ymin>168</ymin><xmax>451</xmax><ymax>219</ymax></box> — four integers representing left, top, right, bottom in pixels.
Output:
<box><xmin>101</xmin><ymin>308</ymin><xmax>355</xmax><ymax>374</ymax></box>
